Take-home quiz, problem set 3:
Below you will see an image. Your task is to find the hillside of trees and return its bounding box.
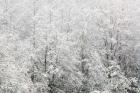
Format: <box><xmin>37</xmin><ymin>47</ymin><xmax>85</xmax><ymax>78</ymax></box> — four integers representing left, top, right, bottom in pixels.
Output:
<box><xmin>0</xmin><ymin>0</ymin><xmax>140</xmax><ymax>93</ymax></box>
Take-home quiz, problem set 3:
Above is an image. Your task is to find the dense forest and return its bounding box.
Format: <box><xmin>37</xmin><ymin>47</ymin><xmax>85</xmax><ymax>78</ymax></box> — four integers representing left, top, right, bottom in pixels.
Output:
<box><xmin>0</xmin><ymin>0</ymin><xmax>140</xmax><ymax>93</ymax></box>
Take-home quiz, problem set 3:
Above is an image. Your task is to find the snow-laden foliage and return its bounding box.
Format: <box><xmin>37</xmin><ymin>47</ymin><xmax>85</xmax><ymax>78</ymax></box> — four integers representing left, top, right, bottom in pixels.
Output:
<box><xmin>0</xmin><ymin>0</ymin><xmax>140</xmax><ymax>93</ymax></box>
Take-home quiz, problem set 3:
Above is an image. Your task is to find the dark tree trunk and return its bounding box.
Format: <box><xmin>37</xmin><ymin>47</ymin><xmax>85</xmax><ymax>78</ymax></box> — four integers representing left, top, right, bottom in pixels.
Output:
<box><xmin>44</xmin><ymin>46</ymin><xmax>48</xmax><ymax>72</ymax></box>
